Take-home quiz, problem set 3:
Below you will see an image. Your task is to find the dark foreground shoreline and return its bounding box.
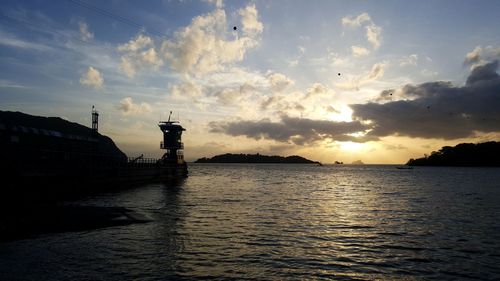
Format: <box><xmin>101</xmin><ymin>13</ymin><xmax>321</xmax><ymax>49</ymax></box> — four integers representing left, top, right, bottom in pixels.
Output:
<box><xmin>0</xmin><ymin>205</ymin><xmax>151</xmax><ymax>241</ymax></box>
<box><xmin>0</xmin><ymin>177</ymin><xmax>186</xmax><ymax>241</ymax></box>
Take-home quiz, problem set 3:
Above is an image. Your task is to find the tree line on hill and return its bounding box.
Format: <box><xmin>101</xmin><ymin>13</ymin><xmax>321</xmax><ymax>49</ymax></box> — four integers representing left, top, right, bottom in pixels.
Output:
<box><xmin>407</xmin><ymin>141</ymin><xmax>500</xmax><ymax>166</ymax></box>
<box><xmin>194</xmin><ymin>153</ymin><xmax>321</xmax><ymax>164</ymax></box>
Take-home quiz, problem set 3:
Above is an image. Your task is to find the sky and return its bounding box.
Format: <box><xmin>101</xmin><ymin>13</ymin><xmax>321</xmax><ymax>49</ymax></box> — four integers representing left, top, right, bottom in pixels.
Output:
<box><xmin>1</xmin><ymin>0</ymin><xmax>500</xmax><ymax>164</ymax></box>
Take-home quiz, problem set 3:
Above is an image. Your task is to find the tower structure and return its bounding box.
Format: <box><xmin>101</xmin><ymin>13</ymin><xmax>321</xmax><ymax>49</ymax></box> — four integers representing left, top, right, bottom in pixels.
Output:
<box><xmin>159</xmin><ymin>111</ymin><xmax>185</xmax><ymax>164</ymax></box>
<box><xmin>91</xmin><ymin>106</ymin><xmax>99</xmax><ymax>135</ymax></box>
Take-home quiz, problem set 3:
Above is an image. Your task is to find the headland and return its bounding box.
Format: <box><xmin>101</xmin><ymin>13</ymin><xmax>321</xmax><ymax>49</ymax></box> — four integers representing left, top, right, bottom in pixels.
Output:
<box><xmin>407</xmin><ymin>141</ymin><xmax>500</xmax><ymax>166</ymax></box>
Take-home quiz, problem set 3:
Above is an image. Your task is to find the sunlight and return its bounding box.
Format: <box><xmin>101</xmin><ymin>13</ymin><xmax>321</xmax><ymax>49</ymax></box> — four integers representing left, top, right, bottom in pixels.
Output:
<box><xmin>339</xmin><ymin>141</ymin><xmax>364</xmax><ymax>152</ymax></box>
<box><xmin>327</xmin><ymin>106</ymin><xmax>353</xmax><ymax>122</ymax></box>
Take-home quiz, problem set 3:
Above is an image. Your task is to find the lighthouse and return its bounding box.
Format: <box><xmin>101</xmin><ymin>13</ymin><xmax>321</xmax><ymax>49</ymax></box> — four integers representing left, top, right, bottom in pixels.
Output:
<box><xmin>158</xmin><ymin>112</ymin><xmax>185</xmax><ymax>164</ymax></box>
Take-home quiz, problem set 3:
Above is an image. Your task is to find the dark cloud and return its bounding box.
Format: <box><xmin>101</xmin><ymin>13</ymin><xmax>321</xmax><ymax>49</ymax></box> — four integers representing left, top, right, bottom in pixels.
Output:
<box><xmin>466</xmin><ymin>60</ymin><xmax>499</xmax><ymax>85</ymax></box>
<box><xmin>351</xmin><ymin>61</ymin><xmax>500</xmax><ymax>140</ymax></box>
<box><xmin>260</xmin><ymin>96</ymin><xmax>283</xmax><ymax>110</ymax></box>
<box><xmin>209</xmin><ymin>115</ymin><xmax>373</xmax><ymax>145</ymax></box>
<box><xmin>260</xmin><ymin>96</ymin><xmax>306</xmax><ymax>113</ymax></box>
<box><xmin>374</xmin><ymin>89</ymin><xmax>396</xmax><ymax>102</ymax></box>
<box><xmin>211</xmin><ymin>61</ymin><xmax>500</xmax><ymax>145</ymax></box>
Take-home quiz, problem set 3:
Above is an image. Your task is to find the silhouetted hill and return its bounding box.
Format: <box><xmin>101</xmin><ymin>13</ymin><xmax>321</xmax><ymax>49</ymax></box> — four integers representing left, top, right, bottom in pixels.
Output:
<box><xmin>0</xmin><ymin>110</ymin><xmax>127</xmax><ymax>161</ymax></box>
<box><xmin>406</xmin><ymin>141</ymin><xmax>500</xmax><ymax>166</ymax></box>
<box><xmin>195</xmin><ymin>153</ymin><xmax>321</xmax><ymax>164</ymax></box>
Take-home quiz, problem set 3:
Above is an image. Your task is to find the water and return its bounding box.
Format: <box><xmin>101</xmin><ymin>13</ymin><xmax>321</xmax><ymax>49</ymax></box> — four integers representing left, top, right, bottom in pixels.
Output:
<box><xmin>1</xmin><ymin>164</ymin><xmax>500</xmax><ymax>280</ymax></box>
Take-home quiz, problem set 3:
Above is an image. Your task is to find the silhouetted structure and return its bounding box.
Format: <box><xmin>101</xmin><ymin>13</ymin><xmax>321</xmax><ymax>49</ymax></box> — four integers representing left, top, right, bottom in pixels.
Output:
<box><xmin>195</xmin><ymin>153</ymin><xmax>321</xmax><ymax>164</ymax></box>
<box><xmin>0</xmin><ymin>110</ymin><xmax>188</xmax><ymax>203</ymax></box>
<box><xmin>91</xmin><ymin>105</ymin><xmax>98</xmax><ymax>134</ymax></box>
<box><xmin>406</xmin><ymin>141</ymin><xmax>500</xmax><ymax>166</ymax></box>
<box><xmin>158</xmin><ymin>111</ymin><xmax>186</xmax><ymax>166</ymax></box>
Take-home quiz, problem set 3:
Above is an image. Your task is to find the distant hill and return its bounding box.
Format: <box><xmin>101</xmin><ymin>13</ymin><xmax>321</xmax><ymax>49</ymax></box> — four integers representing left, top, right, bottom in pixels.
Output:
<box><xmin>194</xmin><ymin>153</ymin><xmax>321</xmax><ymax>164</ymax></box>
<box><xmin>406</xmin><ymin>141</ymin><xmax>500</xmax><ymax>166</ymax></box>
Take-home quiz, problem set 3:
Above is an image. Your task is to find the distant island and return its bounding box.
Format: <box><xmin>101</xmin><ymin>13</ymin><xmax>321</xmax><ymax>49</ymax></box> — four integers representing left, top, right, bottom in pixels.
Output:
<box><xmin>406</xmin><ymin>141</ymin><xmax>500</xmax><ymax>166</ymax></box>
<box><xmin>194</xmin><ymin>153</ymin><xmax>322</xmax><ymax>164</ymax></box>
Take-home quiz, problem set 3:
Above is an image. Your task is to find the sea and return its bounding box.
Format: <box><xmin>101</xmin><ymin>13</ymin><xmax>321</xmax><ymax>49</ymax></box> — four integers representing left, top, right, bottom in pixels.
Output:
<box><xmin>1</xmin><ymin>164</ymin><xmax>500</xmax><ymax>280</ymax></box>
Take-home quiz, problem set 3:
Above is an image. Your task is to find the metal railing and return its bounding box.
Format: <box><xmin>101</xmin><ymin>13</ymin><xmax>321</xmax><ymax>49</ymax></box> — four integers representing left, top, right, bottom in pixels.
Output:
<box><xmin>126</xmin><ymin>156</ymin><xmax>159</xmax><ymax>167</ymax></box>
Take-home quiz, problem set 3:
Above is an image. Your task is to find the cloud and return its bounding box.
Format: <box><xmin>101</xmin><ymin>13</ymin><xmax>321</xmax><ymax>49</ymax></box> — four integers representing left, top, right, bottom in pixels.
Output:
<box><xmin>78</xmin><ymin>21</ymin><xmax>93</xmax><ymax>42</ymax></box>
<box><xmin>212</xmin><ymin>80</ymin><xmax>257</xmax><ymax>106</ymax></box>
<box><xmin>288</xmin><ymin>59</ymin><xmax>299</xmax><ymax>67</ymax></box>
<box><xmin>342</xmin><ymin>12</ymin><xmax>371</xmax><ymax>27</ymax></box>
<box><xmin>267</xmin><ymin>72</ymin><xmax>294</xmax><ymax>92</ymax></box>
<box><xmin>304</xmin><ymin>83</ymin><xmax>333</xmax><ymax>99</ymax></box>
<box><xmin>0</xmin><ymin>79</ymin><xmax>28</xmax><ymax>89</ymax></box>
<box><xmin>209</xmin><ymin>115</ymin><xmax>373</xmax><ymax>145</ymax></box>
<box><xmin>160</xmin><ymin>5</ymin><xmax>262</xmax><ymax>76</ymax></box>
<box><xmin>0</xmin><ymin>29</ymin><xmax>52</xmax><ymax>52</ymax></box>
<box><xmin>260</xmin><ymin>95</ymin><xmax>284</xmax><ymax>110</ymax></box>
<box><xmin>258</xmin><ymin>90</ymin><xmax>308</xmax><ymax>114</ymax></box>
<box><xmin>464</xmin><ymin>45</ymin><xmax>500</xmax><ymax>68</ymax></box>
<box><xmin>329</xmin><ymin>52</ymin><xmax>349</xmax><ymax>67</ymax></box>
<box><xmin>118</xmin><ymin>34</ymin><xmax>163</xmax><ymax>78</ymax></box>
<box><xmin>384</xmin><ymin>144</ymin><xmax>407</xmax><ymax>150</ymax></box>
<box><xmin>351</xmin><ymin>60</ymin><xmax>500</xmax><ymax>139</ymax></box>
<box><xmin>421</xmin><ymin>69</ymin><xmax>438</xmax><ymax>77</ymax></box>
<box><xmin>117</xmin><ymin>97</ymin><xmax>152</xmax><ymax>115</ymax></box>
<box><xmin>120</xmin><ymin>57</ymin><xmax>136</xmax><ymax>78</ymax></box>
<box><xmin>342</xmin><ymin>12</ymin><xmax>382</xmax><ymax>50</ymax></box>
<box><xmin>464</xmin><ymin>46</ymin><xmax>482</xmax><ymax>66</ymax></box>
<box><xmin>214</xmin><ymin>88</ymin><xmax>241</xmax><ymax>106</ymax></box>
<box><xmin>466</xmin><ymin>60</ymin><xmax>499</xmax><ymax>85</ymax></box>
<box><xmin>239</xmin><ymin>4</ymin><xmax>264</xmax><ymax>36</ymax></box>
<box><xmin>367</xmin><ymin>62</ymin><xmax>386</xmax><ymax>80</ymax></box>
<box><xmin>79</xmin><ymin>66</ymin><xmax>103</xmax><ymax>89</ymax></box>
<box><xmin>203</xmin><ymin>0</ymin><xmax>224</xmax><ymax>8</ymax></box>
<box><xmin>169</xmin><ymin>80</ymin><xmax>204</xmax><ymax>101</ymax></box>
<box><xmin>399</xmin><ymin>54</ymin><xmax>418</xmax><ymax>67</ymax></box>
<box><xmin>336</xmin><ymin>62</ymin><xmax>387</xmax><ymax>91</ymax></box>
<box><xmin>118</xmin><ymin>34</ymin><xmax>153</xmax><ymax>52</ymax></box>
<box><xmin>365</xmin><ymin>24</ymin><xmax>382</xmax><ymax>49</ymax></box>
<box><xmin>351</xmin><ymin>45</ymin><xmax>370</xmax><ymax>57</ymax></box>
<box><xmin>286</xmin><ymin>46</ymin><xmax>306</xmax><ymax>67</ymax></box>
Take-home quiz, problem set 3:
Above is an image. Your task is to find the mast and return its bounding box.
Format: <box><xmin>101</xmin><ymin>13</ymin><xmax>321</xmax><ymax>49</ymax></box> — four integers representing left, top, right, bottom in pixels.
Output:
<box><xmin>91</xmin><ymin>105</ymin><xmax>99</xmax><ymax>135</ymax></box>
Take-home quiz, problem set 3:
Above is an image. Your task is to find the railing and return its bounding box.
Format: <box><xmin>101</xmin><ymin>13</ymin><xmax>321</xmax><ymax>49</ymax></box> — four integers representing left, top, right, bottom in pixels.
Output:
<box><xmin>2</xmin><ymin>147</ymin><xmax>187</xmax><ymax>180</ymax></box>
<box><xmin>160</xmin><ymin>141</ymin><xmax>184</xmax><ymax>149</ymax></box>
<box><xmin>127</xmin><ymin>156</ymin><xmax>159</xmax><ymax>166</ymax></box>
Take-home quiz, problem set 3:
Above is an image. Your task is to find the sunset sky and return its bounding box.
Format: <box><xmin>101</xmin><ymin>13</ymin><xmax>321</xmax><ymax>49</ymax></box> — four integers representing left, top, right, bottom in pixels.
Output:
<box><xmin>2</xmin><ymin>0</ymin><xmax>500</xmax><ymax>163</ymax></box>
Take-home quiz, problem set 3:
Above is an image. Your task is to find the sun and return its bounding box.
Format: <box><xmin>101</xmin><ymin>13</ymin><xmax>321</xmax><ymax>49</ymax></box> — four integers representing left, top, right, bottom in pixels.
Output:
<box><xmin>339</xmin><ymin>141</ymin><xmax>364</xmax><ymax>152</ymax></box>
<box><xmin>327</xmin><ymin>106</ymin><xmax>353</xmax><ymax>122</ymax></box>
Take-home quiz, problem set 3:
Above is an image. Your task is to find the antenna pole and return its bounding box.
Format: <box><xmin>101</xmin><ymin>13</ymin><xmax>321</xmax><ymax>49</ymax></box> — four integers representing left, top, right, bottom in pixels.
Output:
<box><xmin>91</xmin><ymin>105</ymin><xmax>99</xmax><ymax>134</ymax></box>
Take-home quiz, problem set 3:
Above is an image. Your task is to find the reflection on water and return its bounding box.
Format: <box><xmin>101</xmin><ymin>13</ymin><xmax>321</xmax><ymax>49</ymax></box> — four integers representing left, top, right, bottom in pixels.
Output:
<box><xmin>1</xmin><ymin>164</ymin><xmax>500</xmax><ymax>280</ymax></box>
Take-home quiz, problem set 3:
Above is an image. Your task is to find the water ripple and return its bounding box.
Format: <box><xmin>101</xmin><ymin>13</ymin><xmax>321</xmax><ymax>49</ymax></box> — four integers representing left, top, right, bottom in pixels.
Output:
<box><xmin>1</xmin><ymin>164</ymin><xmax>500</xmax><ymax>280</ymax></box>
